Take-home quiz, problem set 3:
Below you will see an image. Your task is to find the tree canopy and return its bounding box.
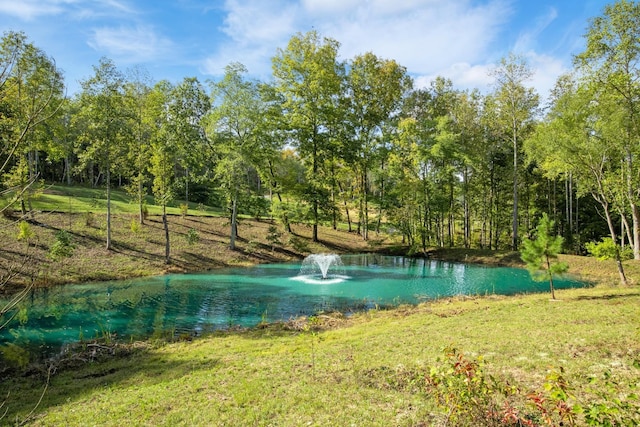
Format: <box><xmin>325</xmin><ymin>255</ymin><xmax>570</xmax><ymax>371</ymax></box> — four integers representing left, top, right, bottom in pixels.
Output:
<box><xmin>2</xmin><ymin>2</ymin><xmax>640</xmax><ymax>263</ymax></box>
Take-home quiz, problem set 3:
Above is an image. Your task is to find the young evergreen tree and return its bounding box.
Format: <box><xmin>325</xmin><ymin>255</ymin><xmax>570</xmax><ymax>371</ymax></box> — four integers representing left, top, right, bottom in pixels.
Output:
<box><xmin>521</xmin><ymin>213</ymin><xmax>568</xmax><ymax>300</ymax></box>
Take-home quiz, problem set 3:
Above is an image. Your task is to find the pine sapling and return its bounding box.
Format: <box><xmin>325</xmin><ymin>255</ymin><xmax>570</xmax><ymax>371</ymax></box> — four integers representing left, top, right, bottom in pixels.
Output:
<box><xmin>521</xmin><ymin>213</ymin><xmax>568</xmax><ymax>300</ymax></box>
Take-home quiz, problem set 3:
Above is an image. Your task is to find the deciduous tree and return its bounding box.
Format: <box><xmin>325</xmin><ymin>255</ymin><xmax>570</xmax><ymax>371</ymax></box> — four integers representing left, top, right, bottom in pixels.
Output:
<box><xmin>76</xmin><ymin>57</ymin><xmax>128</xmax><ymax>250</ymax></box>
<box><xmin>490</xmin><ymin>53</ymin><xmax>539</xmax><ymax>251</ymax></box>
<box><xmin>272</xmin><ymin>30</ymin><xmax>344</xmax><ymax>242</ymax></box>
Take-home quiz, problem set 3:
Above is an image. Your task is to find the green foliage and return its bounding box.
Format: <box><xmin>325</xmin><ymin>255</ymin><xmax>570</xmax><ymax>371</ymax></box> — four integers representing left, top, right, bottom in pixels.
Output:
<box><xmin>130</xmin><ymin>217</ymin><xmax>141</xmax><ymax>233</ymax></box>
<box><xmin>179</xmin><ymin>203</ymin><xmax>188</xmax><ymax>218</ymax></box>
<box><xmin>185</xmin><ymin>228</ymin><xmax>199</xmax><ymax>245</ymax></box>
<box><xmin>426</xmin><ymin>346</ymin><xmax>503</xmax><ymax>425</ymax></box>
<box><xmin>270</xmin><ymin>199</ymin><xmax>286</xmax><ymax>224</ymax></box>
<box><xmin>521</xmin><ymin>213</ymin><xmax>568</xmax><ymax>299</ymax></box>
<box><xmin>585</xmin><ymin>238</ymin><xmax>633</xmax><ymax>261</ymax></box>
<box><xmin>84</xmin><ymin>211</ymin><xmax>95</xmax><ymax>227</ymax></box>
<box><xmin>424</xmin><ymin>348</ymin><xmax>640</xmax><ymax>426</ymax></box>
<box><xmin>0</xmin><ymin>342</ymin><xmax>30</xmax><ymax>368</ymax></box>
<box><xmin>527</xmin><ymin>367</ymin><xmax>578</xmax><ymax>426</ymax></box>
<box><xmin>16</xmin><ymin>220</ymin><xmax>34</xmax><ymax>242</ymax></box>
<box><xmin>577</xmin><ymin>371</ymin><xmax>640</xmax><ymax>426</ymax></box>
<box><xmin>48</xmin><ymin>230</ymin><xmax>75</xmax><ymax>261</ymax></box>
<box><xmin>289</xmin><ymin>235</ymin><xmax>310</xmax><ymax>253</ymax></box>
<box><xmin>424</xmin><ymin>346</ymin><xmax>572</xmax><ymax>426</ymax></box>
<box><xmin>266</xmin><ymin>225</ymin><xmax>282</xmax><ymax>250</ymax></box>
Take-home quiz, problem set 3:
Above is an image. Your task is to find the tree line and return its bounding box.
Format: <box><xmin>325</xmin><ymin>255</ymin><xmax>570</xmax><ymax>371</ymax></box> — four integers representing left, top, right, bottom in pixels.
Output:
<box><xmin>1</xmin><ymin>1</ymin><xmax>639</xmax><ymax>278</ymax></box>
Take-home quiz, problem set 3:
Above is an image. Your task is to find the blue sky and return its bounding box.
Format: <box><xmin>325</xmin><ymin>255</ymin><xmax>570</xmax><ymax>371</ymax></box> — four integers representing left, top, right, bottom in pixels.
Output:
<box><xmin>0</xmin><ymin>0</ymin><xmax>611</xmax><ymax>96</ymax></box>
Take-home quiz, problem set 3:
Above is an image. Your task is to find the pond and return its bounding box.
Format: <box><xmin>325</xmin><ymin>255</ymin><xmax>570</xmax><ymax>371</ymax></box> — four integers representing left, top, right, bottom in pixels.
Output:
<box><xmin>1</xmin><ymin>254</ymin><xmax>587</xmax><ymax>360</ymax></box>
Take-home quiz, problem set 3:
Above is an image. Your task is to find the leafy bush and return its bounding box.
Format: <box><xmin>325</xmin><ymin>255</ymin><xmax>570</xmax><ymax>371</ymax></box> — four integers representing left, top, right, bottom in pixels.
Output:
<box><xmin>16</xmin><ymin>220</ymin><xmax>34</xmax><ymax>242</ymax></box>
<box><xmin>130</xmin><ymin>218</ymin><xmax>141</xmax><ymax>233</ymax></box>
<box><xmin>0</xmin><ymin>342</ymin><xmax>31</xmax><ymax>369</ymax></box>
<box><xmin>48</xmin><ymin>230</ymin><xmax>75</xmax><ymax>261</ymax></box>
<box><xmin>420</xmin><ymin>347</ymin><xmax>640</xmax><ymax>426</ymax></box>
<box><xmin>185</xmin><ymin>228</ymin><xmax>199</xmax><ymax>245</ymax></box>
<box><xmin>179</xmin><ymin>203</ymin><xmax>188</xmax><ymax>218</ymax></box>
<box><xmin>426</xmin><ymin>346</ymin><xmax>519</xmax><ymax>426</ymax></box>
<box><xmin>266</xmin><ymin>225</ymin><xmax>282</xmax><ymax>250</ymax></box>
<box><xmin>289</xmin><ymin>235</ymin><xmax>309</xmax><ymax>253</ymax></box>
<box><xmin>585</xmin><ymin>238</ymin><xmax>633</xmax><ymax>261</ymax></box>
<box><xmin>84</xmin><ymin>211</ymin><xmax>95</xmax><ymax>227</ymax></box>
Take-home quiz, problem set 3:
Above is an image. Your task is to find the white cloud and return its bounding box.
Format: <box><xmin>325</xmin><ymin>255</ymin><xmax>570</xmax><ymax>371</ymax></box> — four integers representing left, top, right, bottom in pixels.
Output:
<box><xmin>0</xmin><ymin>0</ymin><xmax>137</xmax><ymax>21</ymax></box>
<box><xmin>526</xmin><ymin>51</ymin><xmax>567</xmax><ymax>100</ymax></box>
<box><xmin>202</xmin><ymin>0</ymin><xmax>513</xmax><ymax>80</ymax></box>
<box><xmin>308</xmin><ymin>0</ymin><xmax>512</xmax><ymax>72</ymax></box>
<box><xmin>0</xmin><ymin>0</ymin><xmax>76</xmax><ymax>20</ymax></box>
<box><xmin>201</xmin><ymin>0</ymin><xmax>300</xmax><ymax>76</ymax></box>
<box><xmin>88</xmin><ymin>25</ymin><xmax>174</xmax><ymax>63</ymax></box>
<box><xmin>220</xmin><ymin>0</ymin><xmax>299</xmax><ymax>45</ymax></box>
<box><xmin>415</xmin><ymin>62</ymin><xmax>496</xmax><ymax>92</ymax></box>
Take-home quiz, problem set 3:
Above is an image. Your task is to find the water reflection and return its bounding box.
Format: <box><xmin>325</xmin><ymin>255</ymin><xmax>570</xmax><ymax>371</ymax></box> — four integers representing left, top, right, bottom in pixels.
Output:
<box><xmin>0</xmin><ymin>254</ymin><xmax>587</xmax><ymax>360</ymax></box>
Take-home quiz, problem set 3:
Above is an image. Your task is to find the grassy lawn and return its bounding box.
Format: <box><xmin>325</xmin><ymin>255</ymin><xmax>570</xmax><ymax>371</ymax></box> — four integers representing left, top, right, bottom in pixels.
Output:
<box><xmin>31</xmin><ymin>184</ymin><xmax>224</xmax><ymax>217</ymax></box>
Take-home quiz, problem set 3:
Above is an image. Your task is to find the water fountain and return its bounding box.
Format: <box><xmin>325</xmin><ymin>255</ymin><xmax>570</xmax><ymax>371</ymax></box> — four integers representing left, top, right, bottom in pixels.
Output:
<box><xmin>294</xmin><ymin>253</ymin><xmax>348</xmax><ymax>284</ymax></box>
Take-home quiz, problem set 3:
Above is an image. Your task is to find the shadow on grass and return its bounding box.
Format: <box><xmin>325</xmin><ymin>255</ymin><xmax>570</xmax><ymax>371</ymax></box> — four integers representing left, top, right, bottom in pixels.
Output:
<box><xmin>575</xmin><ymin>292</ymin><xmax>640</xmax><ymax>301</ymax></box>
<box><xmin>2</xmin><ymin>344</ymin><xmax>222</xmax><ymax>424</ymax></box>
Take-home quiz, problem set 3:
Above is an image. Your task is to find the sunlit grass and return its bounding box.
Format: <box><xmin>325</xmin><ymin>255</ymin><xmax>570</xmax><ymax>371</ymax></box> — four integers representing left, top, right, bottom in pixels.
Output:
<box><xmin>30</xmin><ymin>184</ymin><xmax>224</xmax><ymax>217</ymax></box>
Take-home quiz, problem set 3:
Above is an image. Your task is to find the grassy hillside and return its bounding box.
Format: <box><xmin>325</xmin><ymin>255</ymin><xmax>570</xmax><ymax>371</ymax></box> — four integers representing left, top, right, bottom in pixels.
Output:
<box><xmin>0</xmin><ymin>185</ymin><xmax>387</xmax><ymax>288</ymax></box>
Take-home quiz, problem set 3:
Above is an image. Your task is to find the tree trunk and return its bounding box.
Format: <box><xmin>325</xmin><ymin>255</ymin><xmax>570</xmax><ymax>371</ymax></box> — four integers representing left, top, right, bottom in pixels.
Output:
<box><xmin>65</xmin><ymin>156</ymin><xmax>72</xmax><ymax>185</ymax></box>
<box><xmin>230</xmin><ymin>195</ymin><xmax>238</xmax><ymax>250</ymax></box>
<box><xmin>185</xmin><ymin>167</ymin><xmax>189</xmax><ymax>204</ymax></box>
<box><xmin>138</xmin><ymin>173</ymin><xmax>145</xmax><ymax>225</ymax></box>
<box><xmin>631</xmin><ymin>202</ymin><xmax>640</xmax><ymax>260</ymax></box>
<box><xmin>338</xmin><ymin>181</ymin><xmax>352</xmax><ymax>233</ymax></box>
<box><xmin>163</xmin><ymin>205</ymin><xmax>170</xmax><ymax>264</ymax></box>
<box><xmin>363</xmin><ymin>167</ymin><xmax>369</xmax><ymax>241</ymax></box>
<box><xmin>512</xmin><ymin>127</ymin><xmax>518</xmax><ymax>251</ymax></box>
<box><xmin>463</xmin><ymin>167</ymin><xmax>470</xmax><ymax>249</ymax></box>
<box><xmin>106</xmin><ymin>167</ymin><xmax>112</xmax><ymax>250</ymax></box>
<box><xmin>600</xmin><ymin>198</ymin><xmax>628</xmax><ymax>285</ymax></box>
<box><xmin>312</xmin><ymin>133</ymin><xmax>319</xmax><ymax>243</ymax></box>
<box><xmin>545</xmin><ymin>254</ymin><xmax>556</xmax><ymax>300</ymax></box>
<box><xmin>620</xmin><ymin>212</ymin><xmax>633</xmax><ymax>250</ymax></box>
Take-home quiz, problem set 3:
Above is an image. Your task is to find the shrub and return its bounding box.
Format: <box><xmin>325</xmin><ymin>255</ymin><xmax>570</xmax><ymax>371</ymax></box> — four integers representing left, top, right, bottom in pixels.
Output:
<box><xmin>16</xmin><ymin>220</ymin><xmax>34</xmax><ymax>242</ymax></box>
<box><xmin>585</xmin><ymin>237</ymin><xmax>633</xmax><ymax>261</ymax></box>
<box><xmin>185</xmin><ymin>228</ymin><xmax>199</xmax><ymax>245</ymax></box>
<box><xmin>289</xmin><ymin>235</ymin><xmax>309</xmax><ymax>253</ymax></box>
<box><xmin>130</xmin><ymin>218</ymin><xmax>141</xmax><ymax>233</ymax></box>
<box><xmin>48</xmin><ymin>230</ymin><xmax>75</xmax><ymax>261</ymax></box>
<box><xmin>266</xmin><ymin>225</ymin><xmax>282</xmax><ymax>251</ymax></box>
<box><xmin>84</xmin><ymin>211</ymin><xmax>95</xmax><ymax>227</ymax></box>
<box><xmin>180</xmin><ymin>203</ymin><xmax>188</xmax><ymax>218</ymax></box>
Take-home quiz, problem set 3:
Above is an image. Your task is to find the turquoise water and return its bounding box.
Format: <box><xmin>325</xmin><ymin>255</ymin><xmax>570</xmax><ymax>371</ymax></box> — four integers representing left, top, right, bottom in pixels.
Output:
<box><xmin>0</xmin><ymin>254</ymin><xmax>586</xmax><ymax>359</ymax></box>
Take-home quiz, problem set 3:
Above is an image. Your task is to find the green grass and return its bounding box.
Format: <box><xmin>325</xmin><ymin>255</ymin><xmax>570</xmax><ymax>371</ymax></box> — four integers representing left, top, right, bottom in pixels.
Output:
<box><xmin>29</xmin><ymin>184</ymin><xmax>224</xmax><ymax>217</ymax></box>
<box><xmin>2</xmin><ymin>284</ymin><xmax>639</xmax><ymax>426</ymax></box>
